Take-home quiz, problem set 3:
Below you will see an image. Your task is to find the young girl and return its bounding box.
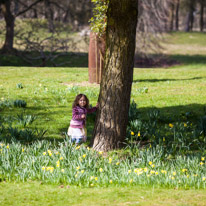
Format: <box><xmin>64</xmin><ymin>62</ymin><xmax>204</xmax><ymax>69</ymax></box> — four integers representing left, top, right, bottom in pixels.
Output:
<box><xmin>68</xmin><ymin>94</ymin><xmax>98</xmax><ymax>144</ymax></box>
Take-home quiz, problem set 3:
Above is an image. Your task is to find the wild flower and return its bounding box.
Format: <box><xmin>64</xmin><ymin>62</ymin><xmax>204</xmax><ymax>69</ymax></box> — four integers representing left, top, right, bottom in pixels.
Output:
<box><xmin>131</xmin><ymin>131</ymin><xmax>134</xmax><ymax>136</ymax></box>
<box><xmin>109</xmin><ymin>180</ymin><xmax>113</xmax><ymax>184</ymax></box>
<box><xmin>200</xmin><ymin>162</ymin><xmax>204</xmax><ymax>166</ymax></box>
<box><xmin>99</xmin><ymin>168</ymin><xmax>103</xmax><ymax>172</ymax></box>
<box><xmin>128</xmin><ymin>170</ymin><xmax>132</xmax><ymax>174</ymax></box>
<box><xmin>82</xmin><ymin>154</ymin><xmax>86</xmax><ymax>158</ymax></box>
<box><xmin>149</xmin><ymin>161</ymin><xmax>152</xmax><ymax>165</ymax></box>
<box><xmin>60</xmin><ymin>157</ymin><xmax>63</xmax><ymax>160</ymax></box>
<box><xmin>201</xmin><ymin>157</ymin><xmax>205</xmax><ymax>161</ymax></box>
<box><xmin>76</xmin><ymin>166</ymin><xmax>80</xmax><ymax>170</ymax></box>
<box><xmin>169</xmin><ymin>123</ymin><xmax>174</xmax><ymax>128</ymax></box>
<box><xmin>95</xmin><ymin>177</ymin><xmax>98</xmax><ymax>181</ymax></box>
<box><xmin>109</xmin><ymin>157</ymin><xmax>112</xmax><ymax>164</ymax></box>
<box><xmin>116</xmin><ymin>162</ymin><xmax>120</xmax><ymax>166</ymax></box>
<box><xmin>81</xmin><ymin>170</ymin><xmax>84</xmax><ymax>174</ymax></box>
<box><xmin>138</xmin><ymin>131</ymin><xmax>140</xmax><ymax>137</ymax></box>
<box><xmin>43</xmin><ymin>152</ymin><xmax>46</xmax><ymax>155</ymax></box>
<box><xmin>182</xmin><ymin>169</ymin><xmax>187</xmax><ymax>173</ymax></box>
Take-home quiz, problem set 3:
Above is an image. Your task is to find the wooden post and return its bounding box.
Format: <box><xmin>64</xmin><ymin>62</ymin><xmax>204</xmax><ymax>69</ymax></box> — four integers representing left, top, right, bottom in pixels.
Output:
<box><xmin>88</xmin><ymin>32</ymin><xmax>105</xmax><ymax>84</ymax></box>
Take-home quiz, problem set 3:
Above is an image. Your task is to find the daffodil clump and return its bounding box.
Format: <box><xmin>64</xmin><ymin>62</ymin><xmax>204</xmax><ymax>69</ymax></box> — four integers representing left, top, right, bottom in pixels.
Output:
<box><xmin>0</xmin><ymin>140</ymin><xmax>205</xmax><ymax>189</ymax></box>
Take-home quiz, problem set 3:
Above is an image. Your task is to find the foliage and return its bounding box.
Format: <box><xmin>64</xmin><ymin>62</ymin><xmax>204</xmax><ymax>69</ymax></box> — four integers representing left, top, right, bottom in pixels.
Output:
<box><xmin>89</xmin><ymin>0</ymin><xmax>109</xmax><ymax>35</ymax></box>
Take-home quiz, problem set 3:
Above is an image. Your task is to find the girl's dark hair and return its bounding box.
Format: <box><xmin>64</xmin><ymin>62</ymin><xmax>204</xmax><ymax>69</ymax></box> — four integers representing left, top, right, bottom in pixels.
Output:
<box><xmin>72</xmin><ymin>94</ymin><xmax>89</xmax><ymax>108</ymax></box>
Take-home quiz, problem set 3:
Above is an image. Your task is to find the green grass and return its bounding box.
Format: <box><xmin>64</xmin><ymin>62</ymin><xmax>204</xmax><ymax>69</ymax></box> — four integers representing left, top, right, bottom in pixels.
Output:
<box><xmin>1</xmin><ymin>182</ymin><xmax>206</xmax><ymax>206</ymax></box>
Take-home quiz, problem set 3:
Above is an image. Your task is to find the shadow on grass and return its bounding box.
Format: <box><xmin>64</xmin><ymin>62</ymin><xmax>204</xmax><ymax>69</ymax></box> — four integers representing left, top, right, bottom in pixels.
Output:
<box><xmin>134</xmin><ymin>54</ymin><xmax>206</xmax><ymax>68</ymax></box>
<box><xmin>0</xmin><ymin>51</ymin><xmax>88</xmax><ymax>68</ymax></box>
<box><xmin>1</xmin><ymin>102</ymin><xmax>206</xmax><ymax>145</ymax></box>
<box><xmin>133</xmin><ymin>76</ymin><xmax>205</xmax><ymax>83</ymax></box>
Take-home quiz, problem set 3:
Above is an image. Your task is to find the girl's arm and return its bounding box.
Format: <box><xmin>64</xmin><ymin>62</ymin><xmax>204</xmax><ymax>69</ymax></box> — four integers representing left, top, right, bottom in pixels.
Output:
<box><xmin>87</xmin><ymin>103</ymin><xmax>98</xmax><ymax>114</ymax></box>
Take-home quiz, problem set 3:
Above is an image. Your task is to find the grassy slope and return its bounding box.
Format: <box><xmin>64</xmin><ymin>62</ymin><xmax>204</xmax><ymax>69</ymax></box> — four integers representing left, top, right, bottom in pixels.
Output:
<box><xmin>0</xmin><ymin>182</ymin><xmax>206</xmax><ymax>206</ymax></box>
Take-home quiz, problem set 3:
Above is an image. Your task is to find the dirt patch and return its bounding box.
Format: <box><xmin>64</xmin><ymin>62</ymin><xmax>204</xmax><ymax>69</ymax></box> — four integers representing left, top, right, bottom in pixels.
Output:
<box><xmin>63</xmin><ymin>81</ymin><xmax>100</xmax><ymax>87</ymax></box>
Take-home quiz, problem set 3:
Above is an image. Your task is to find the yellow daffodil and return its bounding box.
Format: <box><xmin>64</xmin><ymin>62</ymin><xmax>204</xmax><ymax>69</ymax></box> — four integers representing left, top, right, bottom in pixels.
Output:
<box><xmin>116</xmin><ymin>162</ymin><xmax>120</xmax><ymax>166</ymax></box>
<box><xmin>131</xmin><ymin>131</ymin><xmax>134</xmax><ymax>136</ymax></box>
<box><xmin>87</xmin><ymin>147</ymin><xmax>90</xmax><ymax>150</ymax></box>
<box><xmin>163</xmin><ymin>137</ymin><xmax>165</xmax><ymax>142</ymax></box>
<box><xmin>61</xmin><ymin>169</ymin><xmax>65</xmax><ymax>173</ymax></box>
<box><xmin>182</xmin><ymin>169</ymin><xmax>187</xmax><ymax>173</ymax></box>
<box><xmin>42</xmin><ymin>167</ymin><xmax>45</xmax><ymax>170</ymax></box>
<box><xmin>75</xmin><ymin>146</ymin><xmax>80</xmax><ymax>150</ymax></box>
<box><xmin>155</xmin><ymin>172</ymin><xmax>159</xmax><ymax>175</ymax></box>
<box><xmin>76</xmin><ymin>166</ymin><xmax>80</xmax><ymax>170</ymax></box>
<box><xmin>60</xmin><ymin>156</ymin><xmax>63</xmax><ymax>160</ymax></box>
<box><xmin>202</xmin><ymin>177</ymin><xmax>206</xmax><ymax>181</ymax></box>
<box><xmin>81</xmin><ymin>170</ymin><xmax>84</xmax><ymax>174</ymax></box>
<box><xmin>90</xmin><ymin>176</ymin><xmax>94</xmax><ymax>180</ymax></box>
<box><xmin>99</xmin><ymin>151</ymin><xmax>103</xmax><ymax>155</ymax></box>
<box><xmin>201</xmin><ymin>157</ymin><xmax>205</xmax><ymax>161</ymax></box>
<box><xmin>82</xmin><ymin>154</ymin><xmax>86</xmax><ymax>158</ymax></box>
<box><xmin>43</xmin><ymin>152</ymin><xmax>46</xmax><ymax>155</ymax></box>
<box><xmin>184</xmin><ymin>123</ymin><xmax>187</xmax><ymax>127</ymax></box>
<box><xmin>75</xmin><ymin>174</ymin><xmax>78</xmax><ymax>178</ymax></box>
<box><xmin>22</xmin><ymin>148</ymin><xmax>25</xmax><ymax>152</ymax></box>
<box><xmin>128</xmin><ymin>170</ymin><xmax>132</xmax><ymax>174</ymax></box>
<box><xmin>173</xmin><ymin>172</ymin><xmax>176</xmax><ymax>176</ymax></box>
<box><xmin>151</xmin><ymin>164</ymin><xmax>155</xmax><ymax>168</ymax></box>
<box><xmin>150</xmin><ymin>170</ymin><xmax>155</xmax><ymax>174</ymax></box>
<box><xmin>99</xmin><ymin>168</ymin><xmax>103</xmax><ymax>172</ymax></box>
<box><xmin>169</xmin><ymin>123</ymin><xmax>174</xmax><ymax>128</ymax></box>
<box><xmin>109</xmin><ymin>157</ymin><xmax>112</xmax><ymax>164</ymax></box>
<box><xmin>144</xmin><ymin>168</ymin><xmax>148</xmax><ymax>172</ymax></box>
<box><xmin>109</xmin><ymin>180</ymin><xmax>113</xmax><ymax>184</ymax></box>
<box><xmin>138</xmin><ymin>131</ymin><xmax>140</xmax><ymax>137</ymax></box>
<box><xmin>200</xmin><ymin>162</ymin><xmax>204</xmax><ymax>166</ymax></box>
<box><xmin>95</xmin><ymin>177</ymin><xmax>98</xmax><ymax>181</ymax></box>
<box><xmin>90</xmin><ymin>184</ymin><xmax>94</xmax><ymax>187</ymax></box>
<box><xmin>149</xmin><ymin>161</ymin><xmax>152</xmax><ymax>165</ymax></box>
<box><xmin>161</xmin><ymin>170</ymin><xmax>167</xmax><ymax>174</ymax></box>
<box><xmin>6</xmin><ymin>145</ymin><xmax>9</xmax><ymax>149</ymax></box>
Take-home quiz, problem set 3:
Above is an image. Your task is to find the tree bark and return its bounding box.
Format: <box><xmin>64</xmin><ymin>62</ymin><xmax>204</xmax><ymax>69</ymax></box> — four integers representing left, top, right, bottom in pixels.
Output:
<box><xmin>0</xmin><ymin>0</ymin><xmax>15</xmax><ymax>52</ymax></box>
<box><xmin>92</xmin><ymin>0</ymin><xmax>138</xmax><ymax>151</ymax></box>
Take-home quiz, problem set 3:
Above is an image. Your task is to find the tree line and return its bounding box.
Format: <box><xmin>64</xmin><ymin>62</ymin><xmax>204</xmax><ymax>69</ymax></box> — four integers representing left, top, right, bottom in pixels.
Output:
<box><xmin>0</xmin><ymin>0</ymin><xmax>206</xmax><ymax>53</ymax></box>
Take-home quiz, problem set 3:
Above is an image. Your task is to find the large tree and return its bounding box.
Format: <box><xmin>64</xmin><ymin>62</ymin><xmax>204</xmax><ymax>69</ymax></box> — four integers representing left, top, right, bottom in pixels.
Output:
<box><xmin>92</xmin><ymin>0</ymin><xmax>138</xmax><ymax>151</ymax></box>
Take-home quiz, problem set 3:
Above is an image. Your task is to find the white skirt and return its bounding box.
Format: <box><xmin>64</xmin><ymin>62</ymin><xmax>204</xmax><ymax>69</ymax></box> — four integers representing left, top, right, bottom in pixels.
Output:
<box><xmin>67</xmin><ymin>127</ymin><xmax>87</xmax><ymax>142</ymax></box>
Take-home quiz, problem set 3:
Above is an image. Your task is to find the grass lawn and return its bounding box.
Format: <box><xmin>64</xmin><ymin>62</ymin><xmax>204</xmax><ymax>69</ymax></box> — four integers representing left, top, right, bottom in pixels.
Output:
<box><xmin>0</xmin><ymin>31</ymin><xmax>206</xmax><ymax>205</ymax></box>
<box><xmin>1</xmin><ymin>182</ymin><xmax>206</xmax><ymax>206</ymax></box>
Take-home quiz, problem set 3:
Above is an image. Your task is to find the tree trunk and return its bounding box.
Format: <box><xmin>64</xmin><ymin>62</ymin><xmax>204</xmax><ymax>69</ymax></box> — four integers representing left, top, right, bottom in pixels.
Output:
<box><xmin>0</xmin><ymin>0</ymin><xmax>15</xmax><ymax>52</ymax></box>
<box><xmin>169</xmin><ymin>1</ymin><xmax>175</xmax><ymax>31</ymax></box>
<box><xmin>175</xmin><ymin>0</ymin><xmax>180</xmax><ymax>31</ymax></box>
<box><xmin>44</xmin><ymin>0</ymin><xmax>54</xmax><ymax>32</ymax></box>
<box><xmin>185</xmin><ymin>0</ymin><xmax>195</xmax><ymax>32</ymax></box>
<box><xmin>200</xmin><ymin>0</ymin><xmax>204</xmax><ymax>32</ymax></box>
<box><xmin>92</xmin><ymin>0</ymin><xmax>138</xmax><ymax>151</ymax></box>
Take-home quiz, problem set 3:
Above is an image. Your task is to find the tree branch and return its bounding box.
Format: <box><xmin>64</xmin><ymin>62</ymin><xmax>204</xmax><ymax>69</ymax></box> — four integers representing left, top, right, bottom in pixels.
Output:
<box><xmin>16</xmin><ymin>0</ymin><xmax>43</xmax><ymax>17</ymax></box>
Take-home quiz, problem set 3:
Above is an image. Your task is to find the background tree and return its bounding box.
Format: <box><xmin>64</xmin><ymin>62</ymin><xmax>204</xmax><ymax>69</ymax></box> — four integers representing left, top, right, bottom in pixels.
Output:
<box><xmin>0</xmin><ymin>0</ymin><xmax>42</xmax><ymax>53</ymax></box>
<box><xmin>92</xmin><ymin>0</ymin><xmax>138</xmax><ymax>151</ymax></box>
